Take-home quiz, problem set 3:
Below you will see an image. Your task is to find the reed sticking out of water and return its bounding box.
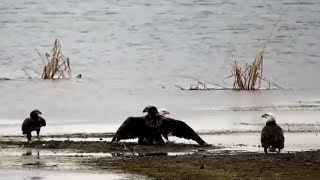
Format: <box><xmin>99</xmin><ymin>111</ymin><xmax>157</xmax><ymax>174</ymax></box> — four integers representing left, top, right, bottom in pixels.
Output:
<box><xmin>226</xmin><ymin>27</ymin><xmax>277</xmax><ymax>90</ymax></box>
<box><xmin>228</xmin><ymin>50</ymin><xmax>264</xmax><ymax>90</ymax></box>
<box><xmin>37</xmin><ymin>39</ymin><xmax>71</xmax><ymax>79</ymax></box>
<box><xmin>174</xmin><ymin>17</ymin><xmax>284</xmax><ymax>91</ymax></box>
<box><xmin>174</xmin><ymin>32</ymin><xmax>283</xmax><ymax>91</ymax></box>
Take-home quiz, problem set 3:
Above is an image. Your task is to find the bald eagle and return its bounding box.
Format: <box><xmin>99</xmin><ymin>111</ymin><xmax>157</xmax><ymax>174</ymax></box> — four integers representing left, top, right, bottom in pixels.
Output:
<box><xmin>111</xmin><ymin>106</ymin><xmax>208</xmax><ymax>146</ymax></box>
<box><xmin>261</xmin><ymin>113</ymin><xmax>284</xmax><ymax>154</ymax></box>
<box><xmin>111</xmin><ymin>106</ymin><xmax>165</xmax><ymax>145</ymax></box>
<box><xmin>158</xmin><ymin>109</ymin><xmax>170</xmax><ymax>116</ymax></box>
<box><xmin>22</xmin><ymin>109</ymin><xmax>46</xmax><ymax>141</ymax></box>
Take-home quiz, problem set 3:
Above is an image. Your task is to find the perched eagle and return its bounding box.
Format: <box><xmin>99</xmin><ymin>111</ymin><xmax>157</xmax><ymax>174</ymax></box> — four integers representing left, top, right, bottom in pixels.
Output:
<box><xmin>261</xmin><ymin>113</ymin><xmax>284</xmax><ymax>154</ymax></box>
<box><xmin>22</xmin><ymin>109</ymin><xmax>46</xmax><ymax>141</ymax></box>
<box><xmin>111</xmin><ymin>106</ymin><xmax>208</xmax><ymax>146</ymax></box>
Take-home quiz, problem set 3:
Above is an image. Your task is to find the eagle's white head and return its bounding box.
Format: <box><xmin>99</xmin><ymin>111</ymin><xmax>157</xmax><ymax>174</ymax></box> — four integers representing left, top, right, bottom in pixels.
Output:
<box><xmin>261</xmin><ymin>112</ymin><xmax>276</xmax><ymax>123</ymax></box>
<box><xmin>158</xmin><ymin>109</ymin><xmax>170</xmax><ymax>116</ymax></box>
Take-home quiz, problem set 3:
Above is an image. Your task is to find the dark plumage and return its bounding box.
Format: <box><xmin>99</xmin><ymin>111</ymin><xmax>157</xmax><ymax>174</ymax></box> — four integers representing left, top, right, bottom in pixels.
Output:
<box><xmin>158</xmin><ymin>117</ymin><xmax>207</xmax><ymax>146</ymax></box>
<box><xmin>22</xmin><ymin>109</ymin><xmax>46</xmax><ymax>141</ymax></box>
<box><xmin>111</xmin><ymin>116</ymin><xmax>164</xmax><ymax>145</ymax></box>
<box><xmin>261</xmin><ymin>113</ymin><xmax>284</xmax><ymax>154</ymax></box>
<box><xmin>111</xmin><ymin>106</ymin><xmax>208</xmax><ymax>146</ymax></box>
<box><xmin>112</xmin><ymin>106</ymin><xmax>165</xmax><ymax>145</ymax></box>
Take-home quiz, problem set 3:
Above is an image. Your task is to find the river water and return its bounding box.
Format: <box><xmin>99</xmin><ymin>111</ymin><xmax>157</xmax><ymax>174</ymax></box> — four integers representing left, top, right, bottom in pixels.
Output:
<box><xmin>0</xmin><ymin>0</ymin><xmax>320</xmax><ymax>147</ymax></box>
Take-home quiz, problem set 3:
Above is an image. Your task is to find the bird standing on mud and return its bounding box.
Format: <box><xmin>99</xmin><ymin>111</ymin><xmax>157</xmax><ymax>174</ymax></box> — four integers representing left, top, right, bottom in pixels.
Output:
<box><xmin>111</xmin><ymin>106</ymin><xmax>166</xmax><ymax>145</ymax></box>
<box><xmin>22</xmin><ymin>109</ymin><xmax>46</xmax><ymax>141</ymax></box>
<box><xmin>261</xmin><ymin>113</ymin><xmax>284</xmax><ymax>154</ymax></box>
<box><xmin>112</xmin><ymin>106</ymin><xmax>208</xmax><ymax>146</ymax></box>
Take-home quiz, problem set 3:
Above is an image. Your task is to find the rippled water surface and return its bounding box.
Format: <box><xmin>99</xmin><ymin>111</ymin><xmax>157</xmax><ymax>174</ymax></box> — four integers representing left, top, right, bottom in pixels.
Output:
<box><xmin>0</xmin><ymin>0</ymin><xmax>320</xmax><ymax>138</ymax></box>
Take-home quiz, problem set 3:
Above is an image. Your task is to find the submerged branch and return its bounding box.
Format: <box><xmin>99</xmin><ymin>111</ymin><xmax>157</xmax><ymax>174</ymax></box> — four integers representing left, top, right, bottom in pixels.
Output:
<box><xmin>22</xmin><ymin>68</ymin><xmax>32</xmax><ymax>79</ymax></box>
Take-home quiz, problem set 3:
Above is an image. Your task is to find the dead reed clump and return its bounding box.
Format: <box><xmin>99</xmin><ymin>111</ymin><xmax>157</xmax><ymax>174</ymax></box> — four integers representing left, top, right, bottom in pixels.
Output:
<box><xmin>37</xmin><ymin>39</ymin><xmax>71</xmax><ymax>79</ymax></box>
<box><xmin>226</xmin><ymin>27</ymin><xmax>281</xmax><ymax>90</ymax></box>
<box><xmin>226</xmin><ymin>16</ymin><xmax>283</xmax><ymax>90</ymax></box>
<box><xmin>228</xmin><ymin>49</ymin><xmax>264</xmax><ymax>90</ymax></box>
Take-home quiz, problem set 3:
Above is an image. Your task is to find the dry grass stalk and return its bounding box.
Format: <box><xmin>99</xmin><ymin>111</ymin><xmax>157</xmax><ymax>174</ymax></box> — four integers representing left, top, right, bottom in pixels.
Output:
<box><xmin>38</xmin><ymin>39</ymin><xmax>71</xmax><ymax>79</ymax></box>
<box><xmin>227</xmin><ymin>27</ymin><xmax>276</xmax><ymax>90</ymax></box>
<box><xmin>224</xmin><ymin>14</ymin><xmax>286</xmax><ymax>90</ymax></box>
<box><xmin>229</xmin><ymin>50</ymin><xmax>264</xmax><ymax>90</ymax></box>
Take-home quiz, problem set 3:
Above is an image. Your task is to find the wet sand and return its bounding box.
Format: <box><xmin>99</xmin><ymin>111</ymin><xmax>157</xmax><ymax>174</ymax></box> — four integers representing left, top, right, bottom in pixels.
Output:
<box><xmin>0</xmin><ymin>134</ymin><xmax>320</xmax><ymax>179</ymax></box>
<box><xmin>89</xmin><ymin>150</ymin><xmax>320</xmax><ymax>180</ymax></box>
<box><xmin>2</xmin><ymin>131</ymin><xmax>319</xmax><ymax>152</ymax></box>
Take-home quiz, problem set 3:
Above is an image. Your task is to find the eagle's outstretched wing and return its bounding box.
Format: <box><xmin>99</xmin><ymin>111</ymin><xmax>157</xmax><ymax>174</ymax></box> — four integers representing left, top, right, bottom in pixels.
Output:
<box><xmin>111</xmin><ymin>116</ymin><xmax>146</xmax><ymax>142</ymax></box>
<box><xmin>159</xmin><ymin>117</ymin><xmax>208</xmax><ymax>146</ymax></box>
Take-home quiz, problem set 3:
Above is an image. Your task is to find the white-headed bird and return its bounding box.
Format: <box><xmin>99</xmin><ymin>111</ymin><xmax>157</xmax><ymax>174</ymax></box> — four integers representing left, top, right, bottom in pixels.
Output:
<box><xmin>261</xmin><ymin>113</ymin><xmax>284</xmax><ymax>154</ymax></box>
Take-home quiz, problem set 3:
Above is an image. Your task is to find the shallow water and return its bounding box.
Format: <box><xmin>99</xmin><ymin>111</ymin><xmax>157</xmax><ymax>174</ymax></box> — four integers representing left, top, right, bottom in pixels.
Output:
<box><xmin>0</xmin><ymin>146</ymin><xmax>193</xmax><ymax>158</ymax></box>
<box><xmin>0</xmin><ymin>0</ymin><xmax>320</xmax><ymax>151</ymax></box>
<box><xmin>0</xmin><ymin>169</ymin><xmax>134</xmax><ymax>180</ymax></box>
<box><xmin>150</xmin><ymin>132</ymin><xmax>320</xmax><ymax>152</ymax></box>
<box><xmin>2</xmin><ymin>131</ymin><xmax>318</xmax><ymax>153</ymax></box>
<box><xmin>0</xmin><ymin>147</ymin><xmax>146</xmax><ymax>180</ymax></box>
<box><xmin>0</xmin><ymin>148</ymin><xmax>112</xmax><ymax>157</ymax></box>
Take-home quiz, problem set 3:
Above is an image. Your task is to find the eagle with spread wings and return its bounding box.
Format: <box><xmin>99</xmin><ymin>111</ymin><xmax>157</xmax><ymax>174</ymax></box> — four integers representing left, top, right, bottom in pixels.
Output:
<box><xmin>111</xmin><ymin>106</ymin><xmax>208</xmax><ymax>146</ymax></box>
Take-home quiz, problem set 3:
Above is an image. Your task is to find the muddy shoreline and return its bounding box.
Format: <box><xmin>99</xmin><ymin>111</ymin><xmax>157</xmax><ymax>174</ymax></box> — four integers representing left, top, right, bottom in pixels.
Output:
<box><xmin>89</xmin><ymin>150</ymin><xmax>320</xmax><ymax>180</ymax></box>
<box><xmin>0</xmin><ymin>139</ymin><xmax>215</xmax><ymax>154</ymax></box>
<box><xmin>0</xmin><ymin>136</ymin><xmax>319</xmax><ymax>180</ymax></box>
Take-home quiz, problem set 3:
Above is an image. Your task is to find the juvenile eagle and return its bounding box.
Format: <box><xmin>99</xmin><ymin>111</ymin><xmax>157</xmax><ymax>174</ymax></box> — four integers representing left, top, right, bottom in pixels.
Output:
<box><xmin>22</xmin><ymin>109</ymin><xmax>46</xmax><ymax>141</ymax></box>
<box><xmin>111</xmin><ymin>106</ymin><xmax>208</xmax><ymax>146</ymax></box>
<box><xmin>261</xmin><ymin>113</ymin><xmax>284</xmax><ymax>154</ymax></box>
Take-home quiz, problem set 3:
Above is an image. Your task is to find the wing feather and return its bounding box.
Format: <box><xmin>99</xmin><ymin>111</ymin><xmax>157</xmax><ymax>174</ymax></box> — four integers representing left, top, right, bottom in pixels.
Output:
<box><xmin>38</xmin><ymin>116</ymin><xmax>46</xmax><ymax>127</ymax></box>
<box><xmin>261</xmin><ymin>126</ymin><xmax>268</xmax><ymax>147</ymax></box>
<box><xmin>160</xmin><ymin>117</ymin><xmax>207</xmax><ymax>146</ymax></box>
<box><xmin>261</xmin><ymin>124</ymin><xmax>284</xmax><ymax>149</ymax></box>
<box><xmin>22</xmin><ymin>118</ymin><xmax>32</xmax><ymax>133</ymax></box>
<box><xmin>111</xmin><ymin>116</ymin><xmax>146</xmax><ymax>142</ymax></box>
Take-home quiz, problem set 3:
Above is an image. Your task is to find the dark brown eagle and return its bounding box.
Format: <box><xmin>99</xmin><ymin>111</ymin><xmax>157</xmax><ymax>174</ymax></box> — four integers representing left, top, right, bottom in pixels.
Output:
<box><xmin>22</xmin><ymin>109</ymin><xmax>46</xmax><ymax>141</ymax></box>
<box><xmin>261</xmin><ymin>113</ymin><xmax>284</xmax><ymax>154</ymax></box>
<box><xmin>111</xmin><ymin>106</ymin><xmax>208</xmax><ymax>146</ymax></box>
